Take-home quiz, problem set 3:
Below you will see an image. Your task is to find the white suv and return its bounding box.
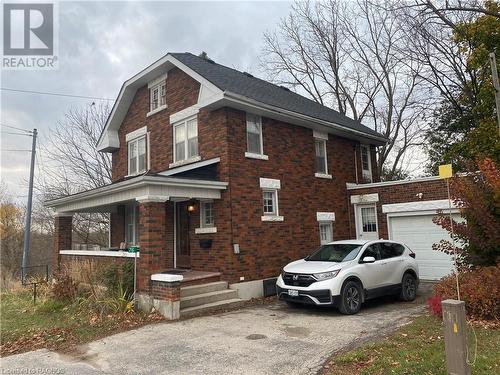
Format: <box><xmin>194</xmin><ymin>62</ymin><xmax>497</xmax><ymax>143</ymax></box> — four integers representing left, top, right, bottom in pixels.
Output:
<box><xmin>276</xmin><ymin>240</ymin><xmax>419</xmax><ymax>314</ymax></box>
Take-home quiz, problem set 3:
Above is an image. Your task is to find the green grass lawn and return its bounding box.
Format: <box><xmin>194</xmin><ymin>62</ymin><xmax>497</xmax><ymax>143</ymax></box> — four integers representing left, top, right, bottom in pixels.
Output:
<box><xmin>0</xmin><ymin>290</ymin><xmax>161</xmax><ymax>355</ymax></box>
<box><xmin>323</xmin><ymin>314</ymin><xmax>500</xmax><ymax>375</ymax></box>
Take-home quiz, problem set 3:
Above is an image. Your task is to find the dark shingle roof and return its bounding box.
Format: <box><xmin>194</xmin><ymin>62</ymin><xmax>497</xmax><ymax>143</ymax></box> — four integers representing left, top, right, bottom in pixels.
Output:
<box><xmin>170</xmin><ymin>52</ymin><xmax>384</xmax><ymax>140</ymax></box>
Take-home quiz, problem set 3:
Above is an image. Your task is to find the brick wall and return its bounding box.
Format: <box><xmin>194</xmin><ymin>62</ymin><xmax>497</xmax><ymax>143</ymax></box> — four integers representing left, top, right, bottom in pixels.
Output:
<box><xmin>151</xmin><ymin>280</ymin><xmax>181</xmax><ymax>301</ymax></box>
<box><xmin>347</xmin><ymin>178</ymin><xmax>449</xmax><ymax>239</ymax></box>
<box><xmin>53</xmin><ymin>216</ymin><xmax>72</xmax><ymax>272</ymax></box>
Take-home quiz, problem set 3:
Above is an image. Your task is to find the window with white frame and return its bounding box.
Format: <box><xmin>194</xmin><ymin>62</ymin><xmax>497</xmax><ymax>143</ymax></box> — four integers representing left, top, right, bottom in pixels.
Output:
<box><xmin>200</xmin><ymin>201</ymin><xmax>214</xmax><ymax>228</ymax></box>
<box><xmin>125</xmin><ymin>204</ymin><xmax>139</xmax><ymax>245</ymax></box>
<box><xmin>150</xmin><ymin>81</ymin><xmax>166</xmax><ymax>112</ymax></box>
<box><xmin>315</xmin><ymin>138</ymin><xmax>327</xmax><ymax>174</ymax></box>
<box><xmin>174</xmin><ymin>117</ymin><xmax>198</xmax><ymax>162</ymax></box>
<box><xmin>319</xmin><ymin>222</ymin><xmax>333</xmax><ymax>245</ymax></box>
<box><xmin>262</xmin><ymin>190</ymin><xmax>277</xmax><ymax>216</ymax></box>
<box><xmin>360</xmin><ymin>145</ymin><xmax>372</xmax><ymax>181</ymax></box>
<box><xmin>128</xmin><ymin>136</ymin><xmax>147</xmax><ymax>175</ymax></box>
<box><xmin>246</xmin><ymin>113</ymin><xmax>263</xmax><ymax>155</ymax></box>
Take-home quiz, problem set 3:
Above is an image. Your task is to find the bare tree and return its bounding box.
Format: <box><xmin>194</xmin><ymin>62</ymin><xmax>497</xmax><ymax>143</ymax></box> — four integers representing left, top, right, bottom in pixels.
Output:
<box><xmin>35</xmin><ymin>102</ymin><xmax>111</xmax><ymax>247</ymax></box>
<box><xmin>262</xmin><ymin>0</ymin><xmax>431</xmax><ymax>180</ymax></box>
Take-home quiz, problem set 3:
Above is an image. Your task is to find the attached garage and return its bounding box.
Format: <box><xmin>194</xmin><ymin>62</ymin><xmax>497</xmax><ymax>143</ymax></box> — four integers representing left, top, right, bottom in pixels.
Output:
<box><xmin>383</xmin><ymin>200</ymin><xmax>460</xmax><ymax>280</ymax></box>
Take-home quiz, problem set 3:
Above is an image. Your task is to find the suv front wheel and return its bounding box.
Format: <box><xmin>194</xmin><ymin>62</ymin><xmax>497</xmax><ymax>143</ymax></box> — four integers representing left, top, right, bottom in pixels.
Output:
<box><xmin>338</xmin><ymin>281</ymin><xmax>362</xmax><ymax>315</ymax></box>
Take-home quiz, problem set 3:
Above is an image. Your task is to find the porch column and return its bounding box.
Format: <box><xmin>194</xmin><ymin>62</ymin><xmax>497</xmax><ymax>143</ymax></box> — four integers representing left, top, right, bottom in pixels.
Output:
<box><xmin>137</xmin><ymin>198</ymin><xmax>169</xmax><ymax>294</ymax></box>
<box><xmin>52</xmin><ymin>213</ymin><xmax>73</xmax><ymax>273</ymax></box>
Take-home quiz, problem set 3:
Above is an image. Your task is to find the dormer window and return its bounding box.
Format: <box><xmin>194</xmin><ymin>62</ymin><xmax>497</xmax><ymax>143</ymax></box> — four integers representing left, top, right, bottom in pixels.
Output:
<box><xmin>150</xmin><ymin>82</ymin><xmax>166</xmax><ymax>111</ymax></box>
<box><xmin>147</xmin><ymin>74</ymin><xmax>167</xmax><ymax>117</ymax></box>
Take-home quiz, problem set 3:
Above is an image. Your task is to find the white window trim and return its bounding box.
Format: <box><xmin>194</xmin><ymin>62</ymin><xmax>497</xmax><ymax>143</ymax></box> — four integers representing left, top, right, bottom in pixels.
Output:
<box><xmin>313</xmin><ymin>130</ymin><xmax>328</xmax><ymax>140</ymax></box>
<box><xmin>314</xmin><ymin>136</ymin><xmax>329</xmax><ymax>178</ymax></box>
<box><xmin>147</xmin><ymin>104</ymin><xmax>167</xmax><ymax>117</ymax></box>
<box><xmin>260</xmin><ymin>179</ymin><xmax>284</xmax><ymax>221</ymax></box>
<box><xmin>246</xmin><ymin>113</ymin><xmax>265</xmax><ymax>157</ymax></box>
<box><xmin>316</xmin><ymin>212</ymin><xmax>335</xmax><ymax>222</ymax></box>
<box><xmin>148</xmin><ymin>74</ymin><xmax>167</xmax><ymax>115</ymax></box>
<box><xmin>245</xmin><ymin>152</ymin><xmax>269</xmax><ymax>160</ymax></box>
<box><xmin>195</xmin><ymin>227</ymin><xmax>217</xmax><ymax>234</ymax></box>
<box><xmin>172</xmin><ymin>115</ymin><xmax>199</xmax><ymax>164</ymax></box>
<box><xmin>125</xmin><ymin>126</ymin><xmax>147</xmax><ymax>142</ymax></box>
<box><xmin>127</xmin><ymin>135</ymin><xmax>147</xmax><ymax>177</ymax></box>
<box><xmin>169</xmin><ymin>155</ymin><xmax>201</xmax><ymax>169</ymax></box>
<box><xmin>360</xmin><ymin>144</ymin><xmax>373</xmax><ymax>182</ymax></box>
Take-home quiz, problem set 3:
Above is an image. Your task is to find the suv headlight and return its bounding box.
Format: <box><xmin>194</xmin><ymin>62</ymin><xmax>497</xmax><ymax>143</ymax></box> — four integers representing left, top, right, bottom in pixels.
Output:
<box><xmin>313</xmin><ymin>270</ymin><xmax>340</xmax><ymax>281</ymax></box>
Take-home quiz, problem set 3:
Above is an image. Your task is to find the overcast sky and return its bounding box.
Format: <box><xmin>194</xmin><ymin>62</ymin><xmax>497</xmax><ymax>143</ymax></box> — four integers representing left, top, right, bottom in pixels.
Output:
<box><xmin>0</xmin><ymin>0</ymin><xmax>292</xmax><ymax>200</ymax></box>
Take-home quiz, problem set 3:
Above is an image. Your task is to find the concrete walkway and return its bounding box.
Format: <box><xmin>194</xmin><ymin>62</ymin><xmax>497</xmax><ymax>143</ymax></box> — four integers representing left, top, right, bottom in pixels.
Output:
<box><xmin>1</xmin><ymin>291</ymin><xmax>430</xmax><ymax>375</ymax></box>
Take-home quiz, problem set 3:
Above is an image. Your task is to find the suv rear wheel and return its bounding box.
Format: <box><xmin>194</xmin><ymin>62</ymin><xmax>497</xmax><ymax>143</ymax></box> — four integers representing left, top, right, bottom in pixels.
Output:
<box><xmin>400</xmin><ymin>273</ymin><xmax>417</xmax><ymax>301</ymax></box>
<box><xmin>338</xmin><ymin>281</ymin><xmax>362</xmax><ymax>315</ymax></box>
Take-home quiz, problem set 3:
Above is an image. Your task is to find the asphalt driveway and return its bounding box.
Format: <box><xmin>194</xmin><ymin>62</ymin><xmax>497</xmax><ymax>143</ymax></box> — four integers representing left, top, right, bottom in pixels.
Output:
<box><xmin>1</xmin><ymin>285</ymin><xmax>432</xmax><ymax>375</ymax></box>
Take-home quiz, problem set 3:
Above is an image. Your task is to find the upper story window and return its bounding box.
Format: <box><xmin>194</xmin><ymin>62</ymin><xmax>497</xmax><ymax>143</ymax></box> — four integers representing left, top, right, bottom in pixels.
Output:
<box><xmin>360</xmin><ymin>144</ymin><xmax>372</xmax><ymax>182</ymax></box>
<box><xmin>174</xmin><ymin>117</ymin><xmax>198</xmax><ymax>163</ymax></box>
<box><xmin>263</xmin><ymin>190</ymin><xmax>277</xmax><ymax>215</ymax></box>
<box><xmin>128</xmin><ymin>136</ymin><xmax>147</xmax><ymax>176</ymax></box>
<box><xmin>313</xmin><ymin>131</ymin><xmax>331</xmax><ymax>179</ymax></box>
<box><xmin>147</xmin><ymin>75</ymin><xmax>167</xmax><ymax>116</ymax></box>
<box><xmin>245</xmin><ymin>113</ymin><xmax>268</xmax><ymax>160</ymax></box>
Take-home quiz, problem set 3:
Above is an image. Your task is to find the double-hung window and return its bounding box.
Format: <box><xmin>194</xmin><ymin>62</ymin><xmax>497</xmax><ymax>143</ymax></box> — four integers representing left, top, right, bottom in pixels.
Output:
<box><xmin>246</xmin><ymin>113</ymin><xmax>267</xmax><ymax>159</ymax></box>
<box><xmin>314</xmin><ymin>131</ymin><xmax>331</xmax><ymax>178</ymax></box>
<box><xmin>200</xmin><ymin>201</ymin><xmax>214</xmax><ymax>228</ymax></box>
<box><xmin>128</xmin><ymin>136</ymin><xmax>147</xmax><ymax>176</ymax></box>
<box><xmin>195</xmin><ymin>200</ymin><xmax>217</xmax><ymax>234</ymax></box>
<box><xmin>125</xmin><ymin>204</ymin><xmax>139</xmax><ymax>245</ymax></box>
<box><xmin>319</xmin><ymin>222</ymin><xmax>333</xmax><ymax>245</ymax></box>
<box><xmin>263</xmin><ymin>190</ymin><xmax>277</xmax><ymax>216</ymax></box>
<box><xmin>150</xmin><ymin>81</ymin><xmax>166</xmax><ymax>112</ymax></box>
<box><xmin>360</xmin><ymin>145</ymin><xmax>372</xmax><ymax>182</ymax></box>
<box><xmin>174</xmin><ymin>117</ymin><xmax>198</xmax><ymax>163</ymax></box>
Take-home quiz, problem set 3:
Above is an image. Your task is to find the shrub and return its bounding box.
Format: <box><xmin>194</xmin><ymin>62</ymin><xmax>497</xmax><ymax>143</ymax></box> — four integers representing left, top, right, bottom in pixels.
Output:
<box><xmin>427</xmin><ymin>295</ymin><xmax>443</xmax><ymax>318</ymax></box>
<box><xmin>102</xmin><ymin>262</ymin><xmax>134</xmax><ymax>299</ymax></box>
<box><xmin>51</xmin><ymin>270</ymin><xmax>76</xmax><ymax>301</ymax></box>
<box><xmin>432</xmin><ymin>265</ymin><xmax>500</xmax><ymax>320</ymax></box>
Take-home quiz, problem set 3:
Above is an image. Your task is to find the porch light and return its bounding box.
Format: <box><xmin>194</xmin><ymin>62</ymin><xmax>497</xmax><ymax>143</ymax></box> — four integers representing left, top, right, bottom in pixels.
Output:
<box><xmin>187</xmin><ymin>200</ymin><xmax>196</xmax><ymax>213</ymax></box>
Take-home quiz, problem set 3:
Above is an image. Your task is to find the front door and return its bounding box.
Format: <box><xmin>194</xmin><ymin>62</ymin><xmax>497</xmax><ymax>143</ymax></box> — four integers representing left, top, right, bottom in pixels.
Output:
<box><xmin>175</xmin><ymin>202</ymin><xmax>191</xmax><ymax>268</ymax></box>
<box><xmin>356</xmin><ymin>204</ymin><xmax>379</xmax><ymax>240</ymax></box>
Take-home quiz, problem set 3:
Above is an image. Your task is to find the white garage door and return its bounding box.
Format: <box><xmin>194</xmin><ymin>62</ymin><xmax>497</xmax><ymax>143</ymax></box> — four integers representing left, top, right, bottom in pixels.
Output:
<box><xmin>389</xmin><ymin>214</ymin><xmax>459</xmax><ymax>280</ymax></box>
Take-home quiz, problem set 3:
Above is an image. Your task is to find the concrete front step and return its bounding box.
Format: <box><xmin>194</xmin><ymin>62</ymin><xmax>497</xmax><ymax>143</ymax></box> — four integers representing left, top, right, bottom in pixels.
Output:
<box><xmin>180</xmin><ymin>289</ymin><xmax>238</xmax><ymax>309</ymax></box>
<box><xmin>180</xmin><ymin>298</ymin><xmax>246</xmax><ymax>317</ymax></box>
<box><xmin>180</xmin><ymin>281</ymin><xmax>228</xmax><ymax>298</ymax></box>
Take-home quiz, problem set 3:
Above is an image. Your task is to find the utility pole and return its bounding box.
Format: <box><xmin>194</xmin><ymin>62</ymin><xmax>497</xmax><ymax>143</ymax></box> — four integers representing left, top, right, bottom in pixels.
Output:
<box><xmin>489</xmin><ymin>52</ymin><xmax>500</xmax><ymax>135</ymax></box>
<box><xmin>22</xmin><ymin>128</ymin><xmax>37</xmax><ymax>279</ymax></box>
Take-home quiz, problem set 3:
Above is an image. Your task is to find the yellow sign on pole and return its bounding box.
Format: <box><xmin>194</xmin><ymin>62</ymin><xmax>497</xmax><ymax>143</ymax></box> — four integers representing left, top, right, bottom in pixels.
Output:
<box><xmin>439</xmin><ymin>164</ymin><xmax>453</xmax><ymax>179</ymax></box>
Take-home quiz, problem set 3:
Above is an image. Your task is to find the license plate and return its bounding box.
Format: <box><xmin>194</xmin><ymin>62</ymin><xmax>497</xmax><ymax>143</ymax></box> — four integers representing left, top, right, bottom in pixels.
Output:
<box><xmin>288</xmin><ymin>289</ymin><xmax>299</xmax><ymax>297</ymax></box>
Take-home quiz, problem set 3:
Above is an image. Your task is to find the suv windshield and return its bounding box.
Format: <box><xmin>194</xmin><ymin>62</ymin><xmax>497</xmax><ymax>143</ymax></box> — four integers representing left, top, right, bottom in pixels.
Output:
<box><xmin>306</xmin><ymin>244</ymin><xmax>362</xmax><ymax>262</ymax></box>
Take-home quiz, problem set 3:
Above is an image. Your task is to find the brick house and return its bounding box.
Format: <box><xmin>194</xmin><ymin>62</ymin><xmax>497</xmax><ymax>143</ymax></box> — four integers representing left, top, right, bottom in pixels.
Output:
<box><xmin>46</xmin><ymin>53</ymin><xmax>457</xmax><ymax>317</ymax></box>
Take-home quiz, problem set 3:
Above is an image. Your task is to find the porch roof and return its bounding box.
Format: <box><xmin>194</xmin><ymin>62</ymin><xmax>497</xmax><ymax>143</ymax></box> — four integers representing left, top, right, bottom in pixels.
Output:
<box><xmin>45</xmin><ymin>175</ymin><xmax>228</xmax><ymax>214</ymax></box>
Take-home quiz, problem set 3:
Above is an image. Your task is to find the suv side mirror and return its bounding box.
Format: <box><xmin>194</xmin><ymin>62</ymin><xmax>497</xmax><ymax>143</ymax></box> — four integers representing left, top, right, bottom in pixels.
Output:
<box><xmin>361</xmin><ymin>256</ymin><xmax>376</xmax><ymax>263</ymax></box>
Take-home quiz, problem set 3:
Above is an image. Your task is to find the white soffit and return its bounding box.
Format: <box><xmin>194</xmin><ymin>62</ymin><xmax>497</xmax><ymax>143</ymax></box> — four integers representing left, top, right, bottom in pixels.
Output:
<box><xmin>259</xmin><ymin>178</ymin><xmax>281</xmax><ymax>189</ymax></box>
<box><xmin>382</xmin><ymin>199</ymin><xmax>457</xmax><ymax>214</ymax></box>
<box><xmin>350</xmin><ymin>193</ymin><xmax>379</xmax><ymax>204</ymax></box>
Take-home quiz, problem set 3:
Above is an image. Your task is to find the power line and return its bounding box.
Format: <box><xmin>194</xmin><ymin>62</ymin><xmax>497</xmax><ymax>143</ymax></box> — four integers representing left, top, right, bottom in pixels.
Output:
<box><xmin>1</xmin><ymin>87</ymin><xmax>115</xmax><ymax>102</ymax></box>
<box><xmin>1</xmin><ymin>149</ymin><xmax>32</xmax><ymax>152</ymax></box>
<box><xmin>1</xmin><ymin>131</ymin><xmax>33</xmax><ymax>136</ymax></box>
<box><xmin>0</xmin><ymin>123</ymin><xmax>33</xmax><ymax>133</ymax></box>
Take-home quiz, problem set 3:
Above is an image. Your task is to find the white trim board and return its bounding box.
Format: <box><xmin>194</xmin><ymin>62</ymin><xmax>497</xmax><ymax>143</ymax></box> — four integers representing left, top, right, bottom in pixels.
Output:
<box><xmin>259</xmin><ymin>178</ymin><xmax>281</xmax><ymax>189</ymax></box>
<box><xmin>346</xmin><ymin>176</ymin><xmax>442</xmax><ymax>190</ymax></box>
<box><xmin>60</xmin><ymin>250</ymin><xmax>139</xmax><ymax>258</ymax></box>
<box><xmin>382</xmin><ymin>199</ymin><xmax>458</xmax><ymax>214</ymax></box>
<box><xmin>159</xmin><ymin>157</ymin><xmax>220</xmax><ymax>177</ymax></box>
<box><xmin>350</xmin><ymin>193</ymin><xmax>379</xmax><ymax>204</ymax></box>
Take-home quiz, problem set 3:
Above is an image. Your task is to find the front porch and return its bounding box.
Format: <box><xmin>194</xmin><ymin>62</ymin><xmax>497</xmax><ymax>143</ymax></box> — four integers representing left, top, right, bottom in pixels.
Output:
<box><xmin>46</xmin><ymin>174</ymin><xmax>228</xmax><ymax>300</ymax></box>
